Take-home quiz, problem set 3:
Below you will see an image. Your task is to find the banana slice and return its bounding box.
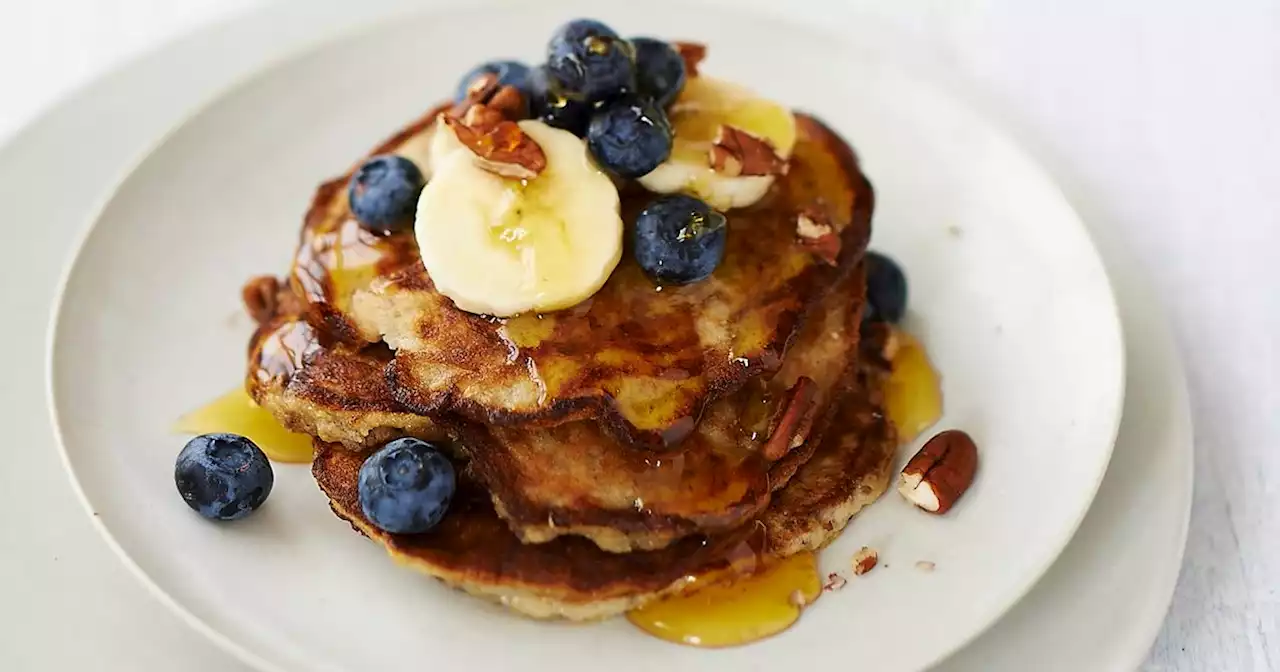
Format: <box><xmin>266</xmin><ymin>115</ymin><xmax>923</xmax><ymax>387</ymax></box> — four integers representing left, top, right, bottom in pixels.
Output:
<box><xmin>415</xmin><ymin>120</ymin><xmax>622</xmax><ymax>317</ymax></box>
<box><xmin>639</xmin><ymin>76</ymin><xmax>797</xmax><ymax>210</ymax></box>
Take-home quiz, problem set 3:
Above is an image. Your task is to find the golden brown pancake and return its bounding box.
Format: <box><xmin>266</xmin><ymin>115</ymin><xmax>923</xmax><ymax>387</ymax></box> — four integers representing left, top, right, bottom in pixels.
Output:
<box><xmin>311</xmin><ymin>330</ymin><xmax>898</xmax><ymax>620</ymax></box>
<box><xmin>291</xmin><ymin>107</ymin><xmax>872</xmax><ymax>449</ymax></box>
<box><xmin>247</xmin><ymin>103</ymin><xmax>877</xmax><ymax>551</ymax></box>
<box><xmin>251</xmin><ymin>263</ymin><xmax>865</xmax><ymax>551</ymax></box>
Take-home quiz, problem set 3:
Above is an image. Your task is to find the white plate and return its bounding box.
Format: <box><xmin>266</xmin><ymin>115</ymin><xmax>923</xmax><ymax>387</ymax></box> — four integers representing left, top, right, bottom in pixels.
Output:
<box><xmin>42</xmin><ymin>2</ymin><xmax>1129</xmax><ymax>671</ymax></box>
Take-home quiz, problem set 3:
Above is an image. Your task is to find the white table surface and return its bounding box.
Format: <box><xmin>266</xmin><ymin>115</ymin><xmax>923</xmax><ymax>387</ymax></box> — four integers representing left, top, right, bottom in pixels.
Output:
<box><xmin>0</xmin><ymin>1</ymin><xmax>1275</xmax><ymax>670</ymax></box>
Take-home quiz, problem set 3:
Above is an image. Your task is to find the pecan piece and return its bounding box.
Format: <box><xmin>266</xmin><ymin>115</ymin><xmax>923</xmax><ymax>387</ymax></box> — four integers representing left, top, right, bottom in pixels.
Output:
<box><xmin>761</xmin><ymin>376</ymin><xmax>818</xmax><ymax>461</ymax></box>
<box><xmin>709</xmin><ymin>125</ymin><xmax>787</xmax><ymax>177</ymax></box>
<box><xmin>672</xmin><ymin>41</ymin><xmax>707</xmax><ymax>78</ymax></box>
<box><xmin>851</xmin><ymin>546</ymin><xmax>879</xmax><ymax>575</ymax></box>
<box><xmin>898</xmin><ymin>429</ymin><xmax>979</xmax><ymax>514</ymax></box>
<box><xmin>795</xmin><ymin>207</ymin><xmax>841</xmax><ymax>265</ymax></box>
<box><xmin>242</xmin><ymin>275</ymin><xmax>280</xmax><ymax>324</ymax></box>
<box><xmin>444</xmin><ymin>105</ymin><xmax>546</xmax><ymax>180</ymax></box>
<box><xmin>447</xmin><ymin>73</ymin><xmax>526</xmax><ymax>122</ymax></box>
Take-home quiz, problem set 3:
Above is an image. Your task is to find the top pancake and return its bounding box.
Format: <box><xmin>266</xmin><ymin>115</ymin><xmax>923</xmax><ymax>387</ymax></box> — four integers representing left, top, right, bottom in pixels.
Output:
<box><xmin>292</xmin><ymin>106</ymin><xmax>872</xmax><ymax>448</ymax></box>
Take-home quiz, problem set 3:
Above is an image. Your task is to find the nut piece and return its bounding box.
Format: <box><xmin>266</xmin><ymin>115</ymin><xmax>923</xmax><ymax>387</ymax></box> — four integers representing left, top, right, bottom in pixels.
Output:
<box><xmin>709</xmin><ymin>125</ymin><xmax>787</xmax><ymax>177</ymax></box>
<box><xmin>898</xmin><ymin>429</ymin><xmax>979</xmax><ymax>514</ymax></box>
<box><xmin>823</xmin><ymin>572</ymin><xmax>848</xmax><ymax>592</ymax></box>
<box><xmin>444</xmin><ymin>106</ymin><xmax>547</xmax><ymax>180</ymax></box>
<box><xmin>761</xmin><ymin>377</ymin><xmax>818</xmax><ymax>461</ymax></box>
<box><xmin>448</xmin><ymin>73</ymin><xmax>526</xmax><ymax>122</ymax></box>
<box><xmin>241</xmin><ymin>275</ymin><xmax>280</xmax><ymax>324</ymax></box>
<box><xmin>795</xmin><ymin>207</ymin><xmax>841</xmax><ymax>266</ymax></box>
<box><xmin>485</xmin><ymin>85</ymin><xmax>527</xmax><ymax>121</ymax></box>
<box><xmin>851</xmin><ymin>546</ymin><xmax>878</xmax><ymax>575</ymax></box>
<box><xmin>672</xmin><ymin>41</ymin><xmax>707</xmax><ymax>78</ymax></box>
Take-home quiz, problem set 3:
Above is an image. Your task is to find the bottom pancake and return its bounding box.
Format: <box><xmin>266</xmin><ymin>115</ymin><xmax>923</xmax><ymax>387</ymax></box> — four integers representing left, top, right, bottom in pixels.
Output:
<box><xmin>311</xmin><ymin>332</ymin><xmax>898</xmax><ymax>621</ymax></box>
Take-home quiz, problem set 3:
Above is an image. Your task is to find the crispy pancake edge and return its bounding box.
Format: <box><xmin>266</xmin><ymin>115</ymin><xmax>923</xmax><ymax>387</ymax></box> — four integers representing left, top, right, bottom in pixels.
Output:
<box><xmin>290</xmin><ymin>104</ymin><xmax>875</xmax><ymax>449</ymax></box>
<box><xmin>310</xmin><ymin>332</ymin><xmax>898</xmax><ymax>621</ymax></box>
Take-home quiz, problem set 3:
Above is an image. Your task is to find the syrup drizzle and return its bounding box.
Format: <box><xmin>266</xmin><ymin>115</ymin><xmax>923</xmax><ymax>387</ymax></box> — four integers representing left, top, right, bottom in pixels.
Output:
<box><xmin>627</xmin><ymin>327</ymin><xmax>943</xmax><ymax>647</ymax></box>
<box><xmin>174</xmin><ymin>387</ymin><xmax>314</xmax><ymax>464</ymax></box>
<box><xmin>627</xmin><ymin>552</ymin><xmax>822</xmax><ymax>647</ymax></box>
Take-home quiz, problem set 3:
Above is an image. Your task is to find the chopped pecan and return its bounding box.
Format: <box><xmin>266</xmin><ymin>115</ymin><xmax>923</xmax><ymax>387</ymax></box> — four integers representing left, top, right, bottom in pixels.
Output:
<box><xmin>445</xmin><ymin>105</ymin><xmax>547</xmax><ymax>180</ymax></box>
<box><xmin>447</xmin><ymin>73</ymin><xmax>526</xmax><ymax>122</ymax></box>
<box><xmin>486</xmin><ymin>85</ymin><xmax>527</xmax><ymax>121</ymax></box>
<box><xmin>449</xmin><ymin>72</ymin><xmax>501</xmax><ymax>118</ymax></box>
<box><xmin>795</xmin><ymin>207</ymin><xmax>841</xmax><ymax>265</ymax></box>
<box><xmin>761</xmin><ymin>376</ymin><xmax>818</xmax><ymax>460</ymax></box>
<box><xmin>709</xmin><ymin>125</ymin><xmax>787</xmax><ymax>177</ymax></box>
<box><xmin>242</xmin><ymin>275</ymin><xmax>280</xmax><ymax>324</ymax></box>
<box><xmin>672</xmin><ymin>41</ymin><xmax>707</xmax><ymax>78</ymax></box>
<box><xmin>851</xmin><ymin>546</ymin><xmax>879</xmax><ymax>575</ymax></box>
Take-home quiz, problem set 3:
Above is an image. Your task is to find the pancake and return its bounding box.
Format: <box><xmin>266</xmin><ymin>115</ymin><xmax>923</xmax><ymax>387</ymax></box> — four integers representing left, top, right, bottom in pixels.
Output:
<box><xmin>250</xmin><ymin>265</ymin><xmax>866</xmax><ymax>551</ymax></box>
<box><xmin>293</xmin><ymin>107</ymin><xmax>873</xmax><ymax>448</ymax></box>
<box><xmin>246</xmin><ymin>278</ymin><xmax>444</xmax><ymax>448</ymax></box>
<box><xmin>311</xmin><ymin>329</ymin><xmax>898</xmax><ymax>620</ymax></box>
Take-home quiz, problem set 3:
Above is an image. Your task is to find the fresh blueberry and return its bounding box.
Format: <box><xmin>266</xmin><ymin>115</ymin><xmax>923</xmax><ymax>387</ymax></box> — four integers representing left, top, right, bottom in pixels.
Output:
<box><xmin>546</xmin><ymin>19</ymin><xmax>635</xmax><ymax>102</ymax></box>
<box><xmin>633</xmin><ymin>194</ymin><xmax>727</xmax><ymax>285</ymax></box>
<box><xmin>175</xmin><ymin>433</ymin><xmax>273</xmax><ymax>521</ymax></box>
<box><xmin>587</xmin><ymin>97</ymin><xmax>672</xmax><ymax>178</ymax></box>
<box><xmin>630</xmin><ymin>37</ymin><xmax>686</xmax><ymax>108</ymax></box>
<box><xmin>348</xmin><ymin>155</ymin><xmax>425</xmax><ymax>234</ymax></box>
<box><xmin>453</xmin><ymin>60</ymin><xmax>532</xmax><ymax>102</ymax></box>
<box><xmin>528</xmin><ymin>66</ymin><xmax>592</xmax><ymax>136</ymax></box>
<box><xmin>358</xmin><ymin>438</ymin><xmax>456</xmax><ymax>534</ymax></box>
<box><xmin>864</xmin><ymin>250</ymin><xmax>909</xmax><ymax>324</ymax></box>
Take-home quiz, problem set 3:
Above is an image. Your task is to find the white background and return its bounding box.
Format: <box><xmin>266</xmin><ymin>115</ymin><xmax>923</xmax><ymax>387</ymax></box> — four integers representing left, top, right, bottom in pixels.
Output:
<box><xmin>0</xmin><ymin>1</ymin><xmax>1275</xmax><ymax>670</ymax></box>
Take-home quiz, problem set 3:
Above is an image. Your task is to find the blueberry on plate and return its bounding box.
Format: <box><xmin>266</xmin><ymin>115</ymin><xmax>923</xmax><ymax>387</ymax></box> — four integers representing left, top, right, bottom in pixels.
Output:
<box><xmin>546</xmin><ymin>18</ymin><xmax>635</xmax><ymax>102</ymax></box>
<box><xmin>453</xmin><ymin>59</ymin><xmax>532</xmax><ymax>102</ymax></box>
<box><xmin>528</xmin><ymin>66</ymin><xmax>593</xmax><ymax>136</ymax></box>
<box><xmin>175</xmin><ymin>433</ymin><xmax>273</xmax><ymax>521</ymax></box>
<box><xmin>586</xmin><ymin>97</ymin><xmax>672</xmax><ymax>178</ymax></box>
<box><xmin>358</xmin><ymin>438</ymin><xmax>456</xmax><ymax>535</ymax></box>
<box><xmin>630</xmin><ymin>37</ymin><xmax>686</xmax><ymax>108</ymax></box>
<box><xmin>864</xmin><ymin>250</ymin><xmax>909</xmax><ymax>324</ymax></box>
<box><xmin>633</xmin><ymin>194</ymin><xmax>727</xmax><ymax>285</ymax></box>
<box><xmin>348</xmin><ymin>155</ymin><xmax>425</xmax><ymax>234</ymax></box>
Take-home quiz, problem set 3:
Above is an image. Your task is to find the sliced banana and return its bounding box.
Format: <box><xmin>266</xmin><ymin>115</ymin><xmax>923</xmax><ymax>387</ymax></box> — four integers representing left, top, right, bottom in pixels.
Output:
<box><xmin>415</xmin><ymin>120</ymin><xmax>622</xmax><ymax>317</ymax></box>
<box><xmin>639</xmin><ymin>76</ymin><xmax>797</xmax><ymax>211</ymax></box>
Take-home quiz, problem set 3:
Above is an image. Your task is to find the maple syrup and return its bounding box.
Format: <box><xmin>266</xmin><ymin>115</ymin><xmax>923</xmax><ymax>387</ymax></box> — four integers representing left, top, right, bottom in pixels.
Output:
<box><xmin>883</xmin><ymin>330</ymin><xmax>943</xmax><ymax>443</ymax></box>
<box><xmin>626</xmin><ymin>328</ymin><xmax>943</xmax><ymax>648</ymax></box>
<box><xmin>174</xmin><ymin>387</ymin><xmax>314</xmax><ymax>464</ymax></box>
<box><xmin>627</xmin><ymin>551</ymin><xmax>821</xmax><ymax>647</ymax></box>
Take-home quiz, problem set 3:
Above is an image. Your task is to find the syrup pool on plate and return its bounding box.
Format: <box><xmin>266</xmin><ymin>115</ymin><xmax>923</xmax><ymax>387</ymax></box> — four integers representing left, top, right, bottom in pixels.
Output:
<box><xmin>175</xmin><ymin>387</ymin><xmax>314</xmax><ymax>463</ymax></box>
<box><xmin>627</xmin><ymin>327</ymin><xmax>943</xmax><ymax>647</ymax></box>
<box><xmin>883</xmin><ymin>330</ymin><xmax>942</xmax><ymax>443</ymax></box>
<box><xmin>627</xmin><ymin>552</ymin><xmax>822</xmax><ymax>647</ymax></box>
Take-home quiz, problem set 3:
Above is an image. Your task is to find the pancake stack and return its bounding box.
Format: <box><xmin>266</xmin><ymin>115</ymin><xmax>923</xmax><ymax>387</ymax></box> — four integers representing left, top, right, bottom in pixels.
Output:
<box><xmin>243</xmin><ymin>93</ymin><xmax>898</xmax><ymax>619</ymax></box>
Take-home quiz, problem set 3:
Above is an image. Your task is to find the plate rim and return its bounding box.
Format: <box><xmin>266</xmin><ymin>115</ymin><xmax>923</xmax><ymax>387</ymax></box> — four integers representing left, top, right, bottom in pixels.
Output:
<box><xmin>36</xmin><ymin>1</ymin><xmax>1149</xmax><ymax>671</ymax></box>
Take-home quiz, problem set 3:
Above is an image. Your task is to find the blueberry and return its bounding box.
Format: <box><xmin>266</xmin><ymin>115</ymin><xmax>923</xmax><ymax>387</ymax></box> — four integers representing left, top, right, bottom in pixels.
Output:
<box><xmin>587</xmin><ymin>98</ymin><xmax>672</xmax><ymax>178</ymax></box>
<box><xmin>864</xmin><ymin>251</ymin><xmax>909</xmax><ymax>324</ymax></box>
<box><xmin>633</xmin><ymin>195</ymin><xmax>727</xmax><ymax>285</ymax></box>
<box><xmin>453</xmin><ymin>60</ymin><xmax>532</xmax><ymax>102</ymax></box>
<box><xmin>358</xmin><ymin>438</ymin><xmax>456</xmax><ymax>534</ymax></box>
<box><xmin>630</xmin><ymin>38</ymin><xmax>685</xmax><ymax>108</ymax></box>
<box><xmin>528</xmin><ymin>66</ymin><xmax>592</xmax><ymax>136</ymax></box>
<box><xmin>348</xmin><ymin>155</ymin><xmax>425</xmax><ymax>234</ymax></box>
<box><xmin>546</xmin><ymin>19</ymin><xmax>635</xmax><ymax>102</ymax></box>
<box><xmin>175</xmin><ymin>433</ymin><xmax>273</xmax><ymax>521</ymax></box>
